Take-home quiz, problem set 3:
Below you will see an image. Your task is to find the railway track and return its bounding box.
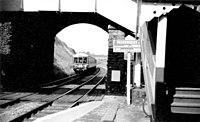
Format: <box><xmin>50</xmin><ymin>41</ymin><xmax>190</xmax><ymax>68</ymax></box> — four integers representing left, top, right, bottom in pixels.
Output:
<box><xmin>0</xmin><ymin>68</ymin><xmax>105</xmax><ymax>122</ymax></box>
<box><xmin>0</xmin><ymin>73</ymin><xmax>85</xmax><ymax>108</ymax></box>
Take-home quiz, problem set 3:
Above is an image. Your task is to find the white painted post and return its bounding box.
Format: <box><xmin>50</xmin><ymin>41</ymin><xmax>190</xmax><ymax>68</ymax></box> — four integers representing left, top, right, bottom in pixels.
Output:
<box><xmin>134</xmin><ymin>53</ymin><xmax>141</xmax><ymax>87</ymax></box>
<box><xmin>156</xmin><ymin>16</ymin><xmax>167</xmax><ymax>68</ymax></box>
<box><xmin>127</xmin><ymin>52</ymin><xmax>131</xmax><ymax>105</ymax></box>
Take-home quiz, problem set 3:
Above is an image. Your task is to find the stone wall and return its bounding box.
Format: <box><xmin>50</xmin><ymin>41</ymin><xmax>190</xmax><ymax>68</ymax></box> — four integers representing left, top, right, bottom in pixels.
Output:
<box><xmin>106</xmin><ymin>26</ymin><xmax>126</xmax><ymax>94</ymax></box>
<box><xmin>0</xmin><ymin>12</ymin><xmax>55</xmax><ymax>91</ymax></box>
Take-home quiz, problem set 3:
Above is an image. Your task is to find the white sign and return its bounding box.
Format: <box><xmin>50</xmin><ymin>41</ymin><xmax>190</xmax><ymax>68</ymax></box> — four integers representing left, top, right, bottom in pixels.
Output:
<box><xmin>111</xmin><ymin>70</ymin><xmax>120</xmax><ymax>82</ymax></box>
<box><xmin>114</xmin><ymin>47</ymin><xmax>141</xmax><ymax>52</ymax></box>
<box><xmin>113</xmin><ymin>40</ymin><xmax>141</xmax><ymax>52</ymax></box>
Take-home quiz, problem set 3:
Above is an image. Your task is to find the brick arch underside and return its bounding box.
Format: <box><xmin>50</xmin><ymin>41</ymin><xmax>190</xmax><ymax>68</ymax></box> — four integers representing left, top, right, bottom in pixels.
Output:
<box><xmin>0</xmin><ymin>12</ymin><xmax>133</xmax><ymax>91</ymax></box>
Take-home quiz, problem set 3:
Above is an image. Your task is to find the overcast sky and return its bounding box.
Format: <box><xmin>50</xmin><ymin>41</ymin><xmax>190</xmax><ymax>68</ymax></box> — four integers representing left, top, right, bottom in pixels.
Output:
<box><xmin>24</xmin><ymin>0</ymin><xmax>179</xmax><ymax>55</ymax></box>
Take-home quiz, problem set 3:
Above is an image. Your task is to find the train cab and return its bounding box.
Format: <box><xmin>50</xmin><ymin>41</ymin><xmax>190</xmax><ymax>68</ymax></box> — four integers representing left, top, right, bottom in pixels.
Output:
<box><xmin>73</xmin><ymin>53</ymin><xmax>97</xmax><ymax>74</ymax></box>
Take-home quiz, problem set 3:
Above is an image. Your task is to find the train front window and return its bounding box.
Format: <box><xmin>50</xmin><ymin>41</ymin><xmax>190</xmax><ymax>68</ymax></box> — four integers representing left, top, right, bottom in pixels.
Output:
<box><xmin>83</xmin><ymin>57</ymin><xmax>87</xmax><ymax>63</ymax></box>
<box><xmin>79</xmin><ymin>57</ymin><xmax>83</xmax><ymax>63</ymax></box>
<box><xmin>74</xmin><ymin>58</ymin><xmax>78</xmax><ymax>63</ymax></box>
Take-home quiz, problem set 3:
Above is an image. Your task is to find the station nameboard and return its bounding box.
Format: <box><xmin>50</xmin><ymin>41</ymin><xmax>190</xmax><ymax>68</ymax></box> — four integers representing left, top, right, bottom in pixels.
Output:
<box><xmin>113</xmin><ymin>40</ymin><xmax>141</xmax><ymax>53</ymax></box>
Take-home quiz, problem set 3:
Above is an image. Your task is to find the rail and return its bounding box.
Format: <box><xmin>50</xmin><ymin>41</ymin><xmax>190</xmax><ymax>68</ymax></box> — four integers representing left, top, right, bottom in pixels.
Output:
<box><xmin>0</xmin><ymin>74</ymin><xmax>80</xmax><ymax>108</ymax></box>
<box><xmin>69</xmin><ymin>73</ymin><xmax>105</xmax><ymax>108</ymax></box>
<box><xmin>9</xmin><ymin>68</ymin><xmax>102</xmax><ymax>122</ymax></box>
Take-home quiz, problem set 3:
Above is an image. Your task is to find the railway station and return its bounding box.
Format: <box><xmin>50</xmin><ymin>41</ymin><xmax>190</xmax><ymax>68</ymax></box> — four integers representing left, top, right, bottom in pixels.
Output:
<box><xmin>1</xmin><ymin>0</ymin><xmax>200</xmax><ymax>122</ymax></box>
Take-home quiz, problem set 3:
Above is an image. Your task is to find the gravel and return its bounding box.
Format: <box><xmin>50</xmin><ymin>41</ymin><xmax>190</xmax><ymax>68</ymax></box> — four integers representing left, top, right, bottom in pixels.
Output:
<box><xmin>0</xmin><ymin>102</ymin><xmax>43</xmax><ymax>122</ymax></box>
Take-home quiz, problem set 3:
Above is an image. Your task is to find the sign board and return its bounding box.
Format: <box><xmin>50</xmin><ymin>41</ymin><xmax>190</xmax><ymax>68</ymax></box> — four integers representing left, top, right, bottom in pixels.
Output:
<box><xmin>114</xmin><ymin>47</ymin><xmax>141</xmax><ymax>52</ymax></box>
<box><xmin>111</xmin><ymin>70</ymin><xmax>120</xmax><ymax>82</ymax></box>
<box><xmin>113</xmin><ymin>40</ymin><xmax>141</xmax><ymax>53</ymax></box>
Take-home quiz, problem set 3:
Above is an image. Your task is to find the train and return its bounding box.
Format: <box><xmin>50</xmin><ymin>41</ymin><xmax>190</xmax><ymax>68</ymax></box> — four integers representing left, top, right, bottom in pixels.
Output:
<box><xmin>140</xmin><ymin>5</ymin><xmax>200</xmax><ymax>121</ymax></box>
<box><xmin>73</xmin><ymin>53</ymin><xmax>97</xmax><ymax>74</ymax></box>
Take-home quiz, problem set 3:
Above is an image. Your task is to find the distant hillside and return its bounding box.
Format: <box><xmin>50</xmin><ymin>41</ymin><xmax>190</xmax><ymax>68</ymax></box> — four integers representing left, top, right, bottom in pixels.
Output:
<box><xmin>53</xmin><ymin>36</ymin><xmax>76</xmax><ymax>79</ymax></box>
<box><xmin>94</xmin><ymin>54</ymin><xmax>108</xmax><ymax>69</ymax></box>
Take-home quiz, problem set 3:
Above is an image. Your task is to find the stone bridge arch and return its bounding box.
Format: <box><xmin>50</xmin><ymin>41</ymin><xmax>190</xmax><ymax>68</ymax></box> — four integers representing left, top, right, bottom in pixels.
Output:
<box><xmin>37</xmin><ymin>12</ymin><xmax>135</xmax><ymax>37</ymax></box>
<box><xmin>0</xmin><ymin>11</ymin><xmax>134</xmax><ymax>91</ymax></box>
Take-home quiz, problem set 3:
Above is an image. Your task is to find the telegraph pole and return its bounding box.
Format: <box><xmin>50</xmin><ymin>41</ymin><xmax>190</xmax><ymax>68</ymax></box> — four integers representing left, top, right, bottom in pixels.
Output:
<box><xmin>20</xmin><ymin>0</ymin><xmax>24</xmax><ymax>11</ymax></box>
<box><xmin>127</xmin><ymin>0</ymin><xmax>142</xmax><ymax>105</ymax></box>
<box><xmin>95</xmin><ymin>0</ymin><xmax>97</xmax><ymax>13</ymax></box>
<box><xmin>134</xmin><ymin>0</ymin><xmax>142</xmax><ymax>87</ymax></box>
<box><xmin>58</xmin><ymin>0</ymin><xmax>61</xmax><ymax>12</ymax></box>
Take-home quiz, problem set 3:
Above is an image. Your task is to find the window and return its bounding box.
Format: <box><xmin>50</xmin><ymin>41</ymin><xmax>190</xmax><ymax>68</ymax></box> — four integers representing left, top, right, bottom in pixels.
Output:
<box><xmin>79</xmin><ymin>57</ymin><xmax>83</xmax><ymax>63</ymax></box>
<box><xmin>74</xmin><ymin>58</ymin><xmax>78</xmax><ymax>63</ymax></box>
<box><xmin>83</xmin><ymin>57</ymin><xmax>87</xmax><ymax>63</ymax></box>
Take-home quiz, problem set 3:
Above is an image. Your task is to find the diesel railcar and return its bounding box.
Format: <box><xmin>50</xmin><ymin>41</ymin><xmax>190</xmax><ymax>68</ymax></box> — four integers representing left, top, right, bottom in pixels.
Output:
<box><xmin>73</xmin><ymin>53</ymin><xmax>97</xmax><ymax>74</ymax></box>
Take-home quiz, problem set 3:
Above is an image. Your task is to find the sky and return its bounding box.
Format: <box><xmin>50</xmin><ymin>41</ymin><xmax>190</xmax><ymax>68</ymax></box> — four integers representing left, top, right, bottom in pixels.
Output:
<box><xmin>56</xmin><ymin>24</ymin><xmax>108</xmax><ymax>55</ymax></box>
<box><xmin>23</xmin><ymin>0</ymin><xmax>179</xmax><ymax>55</ymax></box>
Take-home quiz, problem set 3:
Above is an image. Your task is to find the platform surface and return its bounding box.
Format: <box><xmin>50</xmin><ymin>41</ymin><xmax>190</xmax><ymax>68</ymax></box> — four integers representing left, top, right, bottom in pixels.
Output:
<box><xmin>34</xmin><ymin>95</ymin><xmax>150</xmax><ymax>122</ymax></box>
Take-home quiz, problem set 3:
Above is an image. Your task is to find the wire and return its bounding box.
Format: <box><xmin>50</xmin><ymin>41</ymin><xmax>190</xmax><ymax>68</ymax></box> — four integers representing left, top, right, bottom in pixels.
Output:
<box><xmin>142</xmin><ymin>97</ymin><xmax>151</xmax><ymax>117</ymax></box>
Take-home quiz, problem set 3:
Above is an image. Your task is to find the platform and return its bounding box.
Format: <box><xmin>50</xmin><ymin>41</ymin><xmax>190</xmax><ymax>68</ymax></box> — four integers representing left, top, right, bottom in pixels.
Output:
<box><xmin>34</xmin><ymin>95</ymin><xmax>150</xmax><ymax>122</ymax></box>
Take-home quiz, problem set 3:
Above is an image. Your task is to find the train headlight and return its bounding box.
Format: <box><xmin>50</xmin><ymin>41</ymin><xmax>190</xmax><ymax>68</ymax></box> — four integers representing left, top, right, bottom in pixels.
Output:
<box><xmin>78</xmin><ymin>65</ymin><xmax>83</xmax><ymax>68</ymax></box>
